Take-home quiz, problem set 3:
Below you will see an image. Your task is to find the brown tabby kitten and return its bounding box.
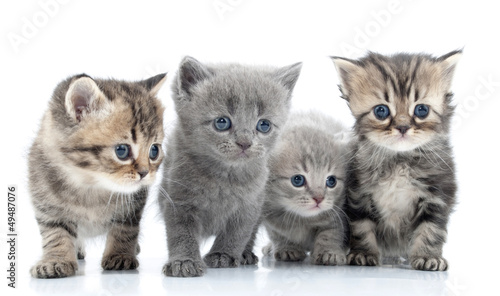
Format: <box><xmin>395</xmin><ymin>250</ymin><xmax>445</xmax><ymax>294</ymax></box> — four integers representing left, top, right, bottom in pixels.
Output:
<box><xmin>29</xmin><ymin>73</ymin><xmax>166</xmax><ymax>278</ymax></box>
<box><xmin>332</xmin><ymin>50</ymin><xmax>461</xmax><ymax>271</ymax></box>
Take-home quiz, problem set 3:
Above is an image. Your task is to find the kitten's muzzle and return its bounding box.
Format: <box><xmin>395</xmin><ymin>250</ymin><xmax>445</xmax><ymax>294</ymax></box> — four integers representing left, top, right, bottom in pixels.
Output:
<box><xmin>396</xmin><ymin>125</ymin><xmax>411</xmax><ymax>135</ymax></box>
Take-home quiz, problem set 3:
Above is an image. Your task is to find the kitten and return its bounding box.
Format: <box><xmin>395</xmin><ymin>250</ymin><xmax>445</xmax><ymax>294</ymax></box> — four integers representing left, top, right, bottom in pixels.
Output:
<box><xmin>262</xmin><ymin>111</ymin><xmax>350</xmax><ymax>265</ymax></box>
<box><xmin>331</xmin><ymin>50</ymin><xmax>461</xmax><ymax>271</ymax></box>
<box><xmin>160</xmin><ymin>56</ymin><xmax>302</xmax><ymax>277</ymax></box>
<box><xmin>29</xmin><ymin>73</ymin><xmax>167</xmax><ymax>278</ymax></box>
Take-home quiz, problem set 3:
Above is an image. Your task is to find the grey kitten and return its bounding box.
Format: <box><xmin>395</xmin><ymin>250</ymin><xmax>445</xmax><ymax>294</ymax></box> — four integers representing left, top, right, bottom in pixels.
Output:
<box><xmin>262</xmin><ymin>111</ymin><xmax>350</xmax><ymax>265</ymax></box>
<box><xmin>160</xmin><ymin>56</ymin><xmax>302</xmax><ymax>277</ymax></box>
<box><xmin>331</xmin><ymin>50</ymin><xmax>461</xmax><ymax>271</ymax></box>
<box><xmin>29</xmin><ymin>73</ymin><xmax>166</xmax><ymax>278</ymax></box>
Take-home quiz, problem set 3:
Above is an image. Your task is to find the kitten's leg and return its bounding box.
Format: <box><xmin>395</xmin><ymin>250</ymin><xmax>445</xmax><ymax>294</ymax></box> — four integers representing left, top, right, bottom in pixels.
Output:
<box><xmin>240</xmin><ymin>220</ymin><xmax>261</xmax><ymax>265</ymax></box>
<box><xmin>204</xmin><ymin>213</ymin><xmax>259</xmax><ymax>268</ymax></box>
<box><xmin>163</xmin><ymin>212</ymin><xmax>205</xmax><ymax>277</ymax></box>
<box><xmin>311</xmin><ymin>228</ymin><xmax>347</xmax><ymax>266</ymax></box>
<box><xmin>101</xmin><ymin>221</ymin><xmax>140</xmax><ymax>270</ymax></box>
<box><xmin>267</xmin><ymin>229</ymin><xmax>306</xmax><ymax>262</ymax></box>
<box><xmin>409</xmin><ymin>203</ymin><xmax>449</xmax><ymax>271</ymax></box>
<box><xmin>347</xmin><ymin>219</ymin><xmax>381</xmax><ymax>266</ymax></box>
<box><xmin>30</xmin><ymin>219</ymin><xmax>78</xmax><ymax>278</ymax></box>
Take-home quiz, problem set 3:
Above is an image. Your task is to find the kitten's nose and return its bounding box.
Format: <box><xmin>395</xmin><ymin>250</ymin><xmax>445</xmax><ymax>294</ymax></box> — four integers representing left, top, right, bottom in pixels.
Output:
<box><xmin>236</xmin><ymin>141</ymin><xmax>252</xmax><ymax>151</ymax></box>
<box><xmin>313</xmin><ymin>196</ymin><xmax>324</xmax><ymax>205</ymax></box>
<box><xmin>396</xmin><ymin>125</ymin><xmax>411</xmax><ymax>135</ymax></box>
<box><xmin>138</xmin><ymin>170</ymin><xmax>149</xmax><ymax>179</ymax></box>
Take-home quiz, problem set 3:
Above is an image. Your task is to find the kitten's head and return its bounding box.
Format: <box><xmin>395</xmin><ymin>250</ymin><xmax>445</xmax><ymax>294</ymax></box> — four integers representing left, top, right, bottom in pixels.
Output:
<box><xmin>332</xmin><ymin>50</ymin><xmax>461</xmax><ymax>152</ymax></box>
<box><xmin>266</xmin><ymin>113</ymin><xmax>347</xmax><ymax>218</ymax></box>
<box><xmin>49</xmin><ymin>73</ymin><xmax>167</xmax><ymax>193</ymax></box>
<box><xmin>171</xmin><ymin>56</ymin><xmax>302</xmax><ymax>164</ymax></box>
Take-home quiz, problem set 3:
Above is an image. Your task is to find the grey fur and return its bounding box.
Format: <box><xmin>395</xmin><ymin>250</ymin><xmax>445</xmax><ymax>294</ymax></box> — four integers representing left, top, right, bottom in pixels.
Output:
<box><xmin>332</xmin><ymin>51</ymin><xmax>461</xmax><ymax>271</ymax></box>
<box><xmin>28</xmin><ymin>73</ymin><xmax>166</xmax><ymax>278</ymax></box>
<box><xmin>159</xmin><ymin>56</ymin><xmax>302</xmax><ymax>277</ymax></box>
<box><xmin>262</xmin><ymin>111</ymin><xmax>351</xmax><ymax>265</ymax></box>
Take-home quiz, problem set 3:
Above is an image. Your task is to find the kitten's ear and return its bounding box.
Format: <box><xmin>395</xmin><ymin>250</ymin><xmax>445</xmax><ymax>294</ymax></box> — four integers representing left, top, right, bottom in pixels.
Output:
<box><xmin>140</xmin><ymin>73</ymin><xmax>167</xmax><ymax>96</ymax></box>
<box><xmin>331</xmin><ymin>56</ymin><xmax>361</xmax><ymax>101</ymax></box>
<box><xmin>65</xmin><ymin>76</ymin><xmax>110</xmax><ymax>123</ymax></box>
<box><xmin>274</xmin><ymin>62</ymin><xmax>302</xmax><ymax>94</ymax></box>
<box><xmin>177</xmin><ymin>56</ymin><xmax>212</xmax><ymax>95</ymax></box>
<box><xmin>438</xmin><ymin>49</ymin><xmax>462</xmax><ymax>84</ymax></box>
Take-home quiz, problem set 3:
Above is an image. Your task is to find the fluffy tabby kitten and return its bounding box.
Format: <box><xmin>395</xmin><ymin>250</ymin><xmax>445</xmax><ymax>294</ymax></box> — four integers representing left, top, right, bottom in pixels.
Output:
<box><xmin>29</xmin><ymin>73</ymin><xmax>166</xmax><ymax>278</ymax></box>
<box><xmin>331</xmin><ymin>50</ymin><xmax>461</xmax><ymax>271</ymax></box>
<box><xmin>262</xmin><ymin>111</ymin><xmax>350</xmax><ymax>265</ymax></box>
<box><xmin>160</xmin><ymin>56</ymin><xmax>302</xmax><ymax>277</ymax></box>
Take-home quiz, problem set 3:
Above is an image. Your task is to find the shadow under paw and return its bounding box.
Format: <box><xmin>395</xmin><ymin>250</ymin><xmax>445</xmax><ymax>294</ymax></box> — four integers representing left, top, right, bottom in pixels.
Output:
<box><xmin>274</xmin><ymin>249</ymin><xmax>306</xmax><ymax>262</ymax></box>
<box><xmin>163</xmin><ymin>259</ymin><xmax>205</xmax><ymax>277</ymax></box>
<box><xmin>101</xmin><ymin>254</ymin><xmax>138</xmax><ymax>270</ymax></box>
<box><xmin>241</xmin><ymin>250</ymin><xmax>259</xmax><ymax>265</ymax></box>
<box><xmin>204</xmin><ymin>252</ymin><xmax>239</xmax><ymax>268</ymax></box>
<box><xmin>31</xmin><ymin>260</ymin><xmax>78</xmax><ymax>279</ymax></box>
<box><xmin>347</xmin><ymin>251</ymin><xmax>379</xmax><ymax>266</ymax></box>
<box><xmin>411</xmin><ymin>256</ymin><xmax>448</xmax><ymax>271</ymax></box>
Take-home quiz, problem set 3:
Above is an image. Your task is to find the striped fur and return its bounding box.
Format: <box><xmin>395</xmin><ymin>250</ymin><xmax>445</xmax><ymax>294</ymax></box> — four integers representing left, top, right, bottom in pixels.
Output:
<box><xmin>29</xmin><ymin>73</ymin><xmax>166</xmax><ymax>278</ymax></box>
<box><xmin>332</xmin><ymin>51</ymin><xmax>461</xmax><ymax>271</ymax></box>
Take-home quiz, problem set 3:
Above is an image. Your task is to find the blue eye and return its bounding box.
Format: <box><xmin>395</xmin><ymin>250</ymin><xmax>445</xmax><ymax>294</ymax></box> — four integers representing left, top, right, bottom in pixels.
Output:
<box><xmin>291</xmin><ymin>175</ymin><xmax>306</xmax><ymax>187</ymax></box>
<box><xmin>214</xmin><ymin>117</ymin><xmax>231</xmax><ymax>131</ymax></box>
<box><xmin>149</xmin><ymin>144</ymin><xmax>160</xmax><ymax>160</ymax></box>
<box><xmin>414</xmin><ymin>104</ymin><xmax>429</xmax><ymax>118</ymax></box>
<box><xmin>256</xmin><ymin>119</ymin><xmax>271</xmax><ymax>133</ymax></box>
<box><xmin>115</xmin><ymin>144</ymin><xmax>130</xmax><ymax>160</ymax></box>
<box><xmin>326</xmin><ymin>176</ymin><xmax>337</xmax><ymax>188</ymax></box>
<box><xmin>373</xmin><ymin>105</ymin><xmax>390</xmax><ymax>120</ymax></box>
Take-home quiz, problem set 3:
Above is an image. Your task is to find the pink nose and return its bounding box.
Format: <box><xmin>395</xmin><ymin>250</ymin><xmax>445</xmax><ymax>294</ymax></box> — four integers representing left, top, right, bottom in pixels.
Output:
<box><xmin>313</xmin><ymin>196</ymin><xmax>324</xmax><ymax>204</ymax></box>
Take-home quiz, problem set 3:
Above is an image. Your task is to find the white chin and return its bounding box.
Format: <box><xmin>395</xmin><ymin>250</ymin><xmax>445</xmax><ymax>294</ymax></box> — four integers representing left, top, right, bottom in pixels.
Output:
<box><xmin>97</xmin><ymin>179</ymin><xmax>143</xmax><ymax>194</ymax></box>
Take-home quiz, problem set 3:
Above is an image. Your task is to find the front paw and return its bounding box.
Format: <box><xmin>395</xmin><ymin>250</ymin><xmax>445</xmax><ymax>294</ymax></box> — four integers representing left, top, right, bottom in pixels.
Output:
<box><xmin>312</xmin><ymin>249</ymin><xmax>346</xmax><ymax>266</ymax></box>
<box><xmin>346</xmin><ymin>251</ymin><xmax>380</xmax><ymax>266</ymax></box>
<box><xmin>163</xmin><ymin>259</ymin><xmax>205</xmax><ymax>277</ymax></box>
<box><xmin>274</xmin><ymin>249</ymin><xmax>306</xmax><ymax>262</ymax></box>
<box><xmin>101</xmin><ymin>254</ymin><xmax>138</xmax><ymax>270</ymax></box>
<box><xmin>241</xmin><ymin>250</ymin><xmax>259</xmax><ymax>265</ymax></box>
<box><xmin>31</xmin><ymin>259</ymin><xmax>78</xmax><ymax>278</ymax></box>
<box><xmin>204</xmin><ymin>252</ymin><xmax>239</xmax><ymax>268</ymax></box>
<box><xmin>410</xmin><ymin>255</ymin><xmax>448</xmax><ymax>271</ymax></box>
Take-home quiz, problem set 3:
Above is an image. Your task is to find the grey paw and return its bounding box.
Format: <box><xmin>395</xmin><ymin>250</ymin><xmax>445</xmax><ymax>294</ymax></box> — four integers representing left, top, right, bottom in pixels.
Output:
<box><xmin>312</xmin><ymin>250</ymin><xmax>346</xmax><ymax>266</ymax></box>
<box><xmin>163</xmin><ymin>259</ymin><xmax>205</xmax><ymax>277</ymax></box>
<box><xmin>101</xmin><ymin>254</ymin><xmax>138</xmax><ymax>270</ymax></box>
<box><xmin>346</xmin><ymin>251</ymin><xmax>379</xmax><ymax>266</ymax></box>
<box><xmin>241</xmin><ymin>250</ymin><xmax>259</xmax><ymax>265</ymax></box>
<box><xmin>204</xmin><ymin>252</ymin><xmax>239</xmax><ymax>268</ymax></box>
<box><xmin>274</xmin><ymin>249</ymin><xmax>306</xmax><ymax>262</ymax></box>
<box><xmin>410</xmin><ymin>256</ymin><xmax>448</xmax><ymax>271</ymax></box>
<box><xmin>31</xmin><ymin>260</ymin><xmax>78</xmax><ymax>278</ymax></box>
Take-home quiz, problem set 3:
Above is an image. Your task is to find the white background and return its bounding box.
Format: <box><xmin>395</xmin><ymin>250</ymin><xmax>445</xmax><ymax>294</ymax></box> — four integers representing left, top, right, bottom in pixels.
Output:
<box><xmin>1</xmin><ymin>1</ymin><xmax>499</xmax><ymax>295</ymax></box>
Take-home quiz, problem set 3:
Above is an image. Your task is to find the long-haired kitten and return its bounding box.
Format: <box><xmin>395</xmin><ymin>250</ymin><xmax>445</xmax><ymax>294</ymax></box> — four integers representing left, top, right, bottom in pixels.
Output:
<box><xmin>160</xmin><ymin>56</ymin><xmax>302</xmax><ymax>277</ymax></box>
<box><xmin>331</xmin><ymin>50</ymin><xmax>461</xmax><ymax>271</ymax></box>
<box><xmin>29</xmin><ymin>73</ymin><xmax>166</xmax><ymax>278</ymax></box>
<box><xmin>262</xmin><ymin>111</ymin><xmax>350</xmax><ymax>265</ymax></box>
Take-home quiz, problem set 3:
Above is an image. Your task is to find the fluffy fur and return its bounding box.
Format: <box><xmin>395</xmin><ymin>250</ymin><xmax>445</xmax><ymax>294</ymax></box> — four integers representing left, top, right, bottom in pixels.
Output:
<box><xmin>29</xmin><ymin>73</ymin><xmax>166</xmax><ymax>278</ymax></box>
<box><xmin>262</xmin><ymin>111</ymin><xmax>350</xmax><ymax>265</ymax></box>
<box><xmin>331</xmin><ymin>50</ymin><xmax>461</xmax><ymax>271</ymax></box>
<box><xmin>160</xmin><ymin>56</ymin><xmax>302</xmax><ymax>277</ymax></box>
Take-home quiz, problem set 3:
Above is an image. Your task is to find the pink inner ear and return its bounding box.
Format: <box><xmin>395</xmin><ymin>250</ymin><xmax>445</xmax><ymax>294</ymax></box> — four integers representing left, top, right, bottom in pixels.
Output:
<box><xmin>73</xmin><ymin>95</ymin><xmax>89</xmax><ymax>122</ymax></box>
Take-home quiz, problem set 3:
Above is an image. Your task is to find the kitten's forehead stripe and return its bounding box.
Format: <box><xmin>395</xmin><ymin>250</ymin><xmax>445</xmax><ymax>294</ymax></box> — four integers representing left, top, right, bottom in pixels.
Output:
<box><xmin>131</xmin><ymin>128</ymin><xmax>137</xmax><ymax>143</ymax></box>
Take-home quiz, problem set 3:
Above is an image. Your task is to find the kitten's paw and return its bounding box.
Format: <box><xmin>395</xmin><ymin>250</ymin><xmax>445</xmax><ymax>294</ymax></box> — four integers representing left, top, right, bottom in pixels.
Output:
<box><xmin>101</xmin><ymin>254</ymin><xmax>138</xmax><ymax>270</ymax></box>
<box><xmin>163</xmin><ymin>260</ymin><xmax>205</xmax><ymax>277</ymax></box>
<box><xmin>204</xmin><ymin>252</ymin><xmax>239</xmax><ymax>268</ymax></box>
<box><xmin>410</xmin><ymin>256</ymin><xmax>448</xmax><ymax>271</ymax></box>
<box><xmin>241</xmin><ymin>250</ymin><xmax>259</xmax><ymax>265</ymax></box>
<box><xmin>274</xmin><ymin>249</ymin><xmax>307</xmax><ymax>262</ymax></box>
<box><xmin>30</xmin><ymin>260</ymin><xmax>78</xmax><ymax>278</ymax></box>
<box><xmin>312</xmin><ymin>250</ymin><xmax>346</xmax><ymax>266</ymax></box>
<box><xmin>77</xmin><ymin>250</ymin><xmax>86</xmax><ymax>260</ymax></box>
<box><xmin>346</xmin><ymin>251</ymin><xmax>379</xmax><ymax>266</ymax></box>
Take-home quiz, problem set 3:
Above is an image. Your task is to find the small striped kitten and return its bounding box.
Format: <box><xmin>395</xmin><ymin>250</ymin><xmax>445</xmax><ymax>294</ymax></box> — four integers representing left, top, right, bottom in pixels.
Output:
<box><xmin>332</xmin><ymin>50</ymin><xmax>461</xmax><ymax>271</ymax></box>
<box><xmin>29</xmin><ymin>73</ymin><xmax>166</xmax><ymax>278</ymax></box>
<box><xmin>262</xmin><ymin>111</ymin><xmax>350</xmax><ymax>265</ymax></box>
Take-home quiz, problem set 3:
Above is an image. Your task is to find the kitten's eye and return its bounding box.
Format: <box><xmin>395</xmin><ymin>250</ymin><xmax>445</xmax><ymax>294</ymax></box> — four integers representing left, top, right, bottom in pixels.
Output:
<box><xmin>326</xmin><ymin>176</ymin><xmax>337</xmax><ymax>188</ymax></box>
<box><xmin>149</xmin><ymin>144</ymin><xmax>160</xmax><ymax>161</ymax></box>
<box><xmin>291</xmin><ymin>175</ymin><xmax>306</xmax><ymax>187</ymax></box>
<box><xmin>115</xmin><ymin>144</ymin><xmax>131</xmax><ymax>160</ymax></box>
<box><xmin>256</xmin><ymin>119</ymin><xmax>271</xmax><ymax>133</ymax></box>
<box><xmin>373</xmin><ymin>105</ymin><xmax>390</xmax><ymax>120</ymax></box>
<box><xmin>414</xmin><ymin>104</ymin><xmax>429</xmax><ymax>119</ymax></box>
<box><xmin>214</xmin><ymin>117</ymin><xmax>231</xmax><ymax>131</ymax></box>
